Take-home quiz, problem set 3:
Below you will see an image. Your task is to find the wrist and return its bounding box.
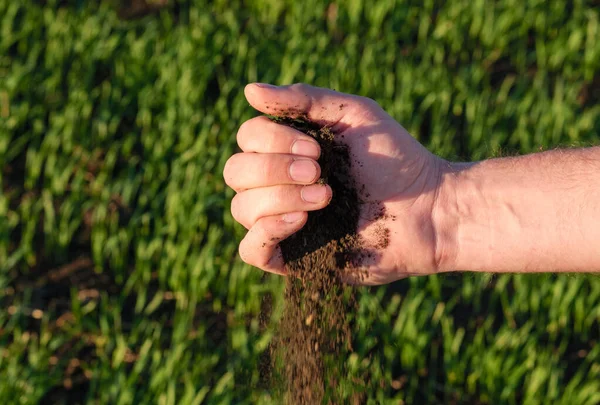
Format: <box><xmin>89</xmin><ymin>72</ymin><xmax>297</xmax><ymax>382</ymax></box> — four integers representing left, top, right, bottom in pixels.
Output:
<box><xmin>431</xmin><ymin>160</ymin><xmax>477</xmax><ymax>273</ymax></box>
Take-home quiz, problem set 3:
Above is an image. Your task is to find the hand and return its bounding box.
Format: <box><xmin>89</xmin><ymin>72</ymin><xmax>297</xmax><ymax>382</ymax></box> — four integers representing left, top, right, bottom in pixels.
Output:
<box><xmin>224</xmin><ymin>83</ymin><xmax>447</xmax><ymax>285</ymax></box>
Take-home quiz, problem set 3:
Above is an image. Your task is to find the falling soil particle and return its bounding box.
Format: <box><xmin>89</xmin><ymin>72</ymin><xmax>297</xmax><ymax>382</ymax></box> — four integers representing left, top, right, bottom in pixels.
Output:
<box><xmin>268</xmin><ymin>115</ymin><xmax>367</xmax><ymax>404</ymax></box>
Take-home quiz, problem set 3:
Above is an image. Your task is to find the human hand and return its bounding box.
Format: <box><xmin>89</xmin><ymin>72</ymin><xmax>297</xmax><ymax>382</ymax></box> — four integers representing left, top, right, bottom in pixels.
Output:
<box><xmin>224</xmin><ymin>83</ymin><xmax>448</xmax><ymax>285</ymax></box>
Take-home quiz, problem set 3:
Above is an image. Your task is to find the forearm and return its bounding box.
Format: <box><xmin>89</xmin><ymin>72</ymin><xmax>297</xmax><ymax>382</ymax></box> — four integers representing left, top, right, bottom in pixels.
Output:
<box><xmin>435</xmin><ymin>147</ymin><xmax>600</xmax><ymax>273</ymax></box>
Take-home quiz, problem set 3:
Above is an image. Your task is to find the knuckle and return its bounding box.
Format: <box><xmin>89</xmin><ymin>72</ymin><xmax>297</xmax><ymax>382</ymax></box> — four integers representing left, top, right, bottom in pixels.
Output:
<box><xmin>239</xmin><ymin>117</ymin><xmax>281</xmax><ymax>152</ymax></box>
<box><xmin>290</xmin><ymin>83</ymin><xmax>308</xmax><ymax>92</ymax></box>
<box><xmin>238</xmin><ymin>240</ymin><xmax>252</xmax><ymax>265</ymax></box>
<box><xmin>262</xmin><ymin>124</ymin><xmax>279</xmax><ymax>151</ymax></box>
<box><xmin>239</xmin><ymin>230</ymin><xmax>269</xmax><ymax>268</ymax></box>
<box><xmin>233</xmin><ymin>191</ymin><xmax>263</xmax><ymax>227</ymax></box>
<box><xmin>258</xmin><ymin>156</ymin><xmax>278</xmax><ymax>180</ymax></box>
<box><xmin>256</xmin><ymin>256</ymin><xmax>270</xmax><ymax>268</ymax></box>
<box><xmin>358</xmin><ymin>95</ymin><xmax>380</xmax><ymax>109</ymax></box>
<box><xmin>237</xmin><ymin>117</ymin><xmax>263</xmax><ymax>148</ymax></box>
<box><xmin>272</xmin><ymin>186</ymin><xmax>291</xmax><ymax>208</ymax></box>
<box><xmin>230</xmin><ymin>193</ymin><xmax>243</xmax><ymax>223</ymax></box>
<box><xmin>223</xmin><ymin>154</ymin><xmax>242</xmax><ymax>187</ymax></box>
<box><xmin>236</xmin><ymin>120</ymin><xmax>252</xmax><ymax>147</ymax></box>
<box><xmin>290</xmin><ymin>83</ymin><xmax>313</xmax><ymax>100</ymax></box>
<box><xmin>222</xmin><ymin>158</ymin><xmax>235</xmax><ymax>186</ymax></box>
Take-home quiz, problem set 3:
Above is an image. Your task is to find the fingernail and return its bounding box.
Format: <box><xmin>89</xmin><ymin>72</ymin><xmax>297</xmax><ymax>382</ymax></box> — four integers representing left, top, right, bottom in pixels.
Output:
<box><xmin>301</xmin><ymin>184</ymin><xmax>329</xmax><ymax>203</ymax></box>
<box><xmin>255</xmin><ymin>83</ymin><xmax>277</xmax><ymax>89</ymax></box>
<box><xmin>283</xmin><ymin>212</ymin><xmax>304</xmax><ymax>223</ymax></box>
<box><xmin>289</xmin><ymin>159</ymin><xmax>318</xmax><ymax>183</ymax></box>
<box><xmin>291</xmin><ymin>140</ymin><xmax>320</xmax><ymax>158</ymax></box>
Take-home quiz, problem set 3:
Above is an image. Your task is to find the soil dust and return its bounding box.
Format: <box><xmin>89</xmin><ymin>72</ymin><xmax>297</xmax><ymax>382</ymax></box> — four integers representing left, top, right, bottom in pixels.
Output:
<box><xmin>268</xmin><ymin>115</ymin><xmax>368</xmax><ymax>404</ymax></box>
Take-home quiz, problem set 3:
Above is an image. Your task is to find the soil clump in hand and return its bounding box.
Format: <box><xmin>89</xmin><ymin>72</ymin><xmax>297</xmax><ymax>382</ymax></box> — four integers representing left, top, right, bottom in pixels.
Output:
<box><xmin>271</xmin><ymin>116</ymin><xmax>365</xmax><ymax>404</ymax></box>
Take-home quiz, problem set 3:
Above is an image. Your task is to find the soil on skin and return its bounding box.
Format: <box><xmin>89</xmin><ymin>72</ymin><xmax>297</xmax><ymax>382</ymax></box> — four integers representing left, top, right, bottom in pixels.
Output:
<box><xmin>270</xmin><ymin>116</ymin><xmax>366</xmax><ymax>404</ymax></box>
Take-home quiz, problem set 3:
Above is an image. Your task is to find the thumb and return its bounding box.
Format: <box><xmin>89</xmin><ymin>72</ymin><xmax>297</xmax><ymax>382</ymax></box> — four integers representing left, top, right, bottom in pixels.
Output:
<box><xmin>244</xmin><ymin>83</ymin><xmax>380</xmax><ymax>127</ymax></box>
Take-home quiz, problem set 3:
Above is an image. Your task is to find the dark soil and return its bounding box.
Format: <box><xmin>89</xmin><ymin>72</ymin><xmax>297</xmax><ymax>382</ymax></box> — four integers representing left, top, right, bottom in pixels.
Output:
<box><xmin>270</xmin><ymin>116</ymin><xmax>366</xmax><ymax>404</ymax></box>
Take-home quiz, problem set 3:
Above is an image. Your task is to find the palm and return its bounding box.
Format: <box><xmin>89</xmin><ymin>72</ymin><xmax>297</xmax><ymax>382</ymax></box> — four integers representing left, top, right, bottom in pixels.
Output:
<box><xmin>336</xmin><ymin>115</ymin><xmax>442</xmax><ymax>284</ymax></box>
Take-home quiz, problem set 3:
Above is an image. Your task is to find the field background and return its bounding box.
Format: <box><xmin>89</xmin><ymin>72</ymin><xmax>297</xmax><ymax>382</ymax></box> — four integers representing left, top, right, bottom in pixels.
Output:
<box><xmin>1</xmin><ymin>0</ymin><xmax>600</xmax><ymax>403</ymax></box>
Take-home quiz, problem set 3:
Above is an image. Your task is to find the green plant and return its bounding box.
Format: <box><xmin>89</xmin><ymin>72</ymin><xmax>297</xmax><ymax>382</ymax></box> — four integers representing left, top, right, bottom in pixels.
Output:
<box><xmin>1</xmin><ymin>0</ymin><xmax>598</xmax><ymax>403</ymax></box>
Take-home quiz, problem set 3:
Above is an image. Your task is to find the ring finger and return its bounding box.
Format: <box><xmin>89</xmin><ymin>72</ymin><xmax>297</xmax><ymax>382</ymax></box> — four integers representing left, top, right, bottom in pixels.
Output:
<box><xmin>231</xmin><ymin>183</ymin><xmax>332</xmax><ymax>229</ymax></box>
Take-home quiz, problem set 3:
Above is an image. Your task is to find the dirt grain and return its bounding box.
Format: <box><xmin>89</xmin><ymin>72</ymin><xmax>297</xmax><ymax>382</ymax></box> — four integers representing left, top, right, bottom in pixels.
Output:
<box><xmin>269</xmin><ymin>116</ymin><xmax>366</xmax><ymax>404</ymax></box>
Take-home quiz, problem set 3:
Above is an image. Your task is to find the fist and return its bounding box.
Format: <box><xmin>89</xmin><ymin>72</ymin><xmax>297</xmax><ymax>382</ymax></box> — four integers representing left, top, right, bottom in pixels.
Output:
<box><xmin>224</xmin><ymin>83</ymin><xmax>446</xmax><ymax>285</ymax></box>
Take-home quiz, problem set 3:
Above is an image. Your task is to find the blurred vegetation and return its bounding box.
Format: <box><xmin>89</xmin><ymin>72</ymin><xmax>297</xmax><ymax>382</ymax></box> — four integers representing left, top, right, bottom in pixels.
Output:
<box><xmin>1</xmin><ymin>0</ymin><xmax>599</xmax><ymax>403</ymax></box>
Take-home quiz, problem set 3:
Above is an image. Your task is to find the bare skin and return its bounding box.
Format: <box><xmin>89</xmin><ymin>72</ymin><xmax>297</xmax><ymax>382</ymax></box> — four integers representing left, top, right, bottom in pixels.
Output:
<box><xmin>223</xmin><ymin>83</ymin><xmax>600</xmax><ymax>285</ymax></box>
<box><xmin>438</xmin><ymin>148</ymin><xmax>600</xmax><ymax>274</ymax></box>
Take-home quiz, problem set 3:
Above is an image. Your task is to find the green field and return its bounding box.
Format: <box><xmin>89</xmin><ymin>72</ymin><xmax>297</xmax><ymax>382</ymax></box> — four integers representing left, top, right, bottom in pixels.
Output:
<box><xmin>1</xmin><ymin>0</ymin><xmax>599</xmax><ymax>403</ymax></box>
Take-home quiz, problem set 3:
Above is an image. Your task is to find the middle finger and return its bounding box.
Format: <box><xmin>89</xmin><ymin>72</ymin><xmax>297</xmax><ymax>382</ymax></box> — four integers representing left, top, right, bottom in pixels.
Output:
<box><xmin>224</xmin><ymin>153</ymin><xmax>321</xmax><ymax>191</ymax></box>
